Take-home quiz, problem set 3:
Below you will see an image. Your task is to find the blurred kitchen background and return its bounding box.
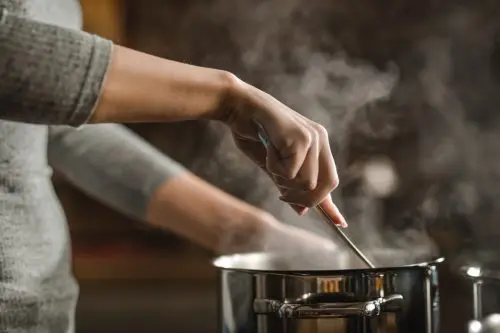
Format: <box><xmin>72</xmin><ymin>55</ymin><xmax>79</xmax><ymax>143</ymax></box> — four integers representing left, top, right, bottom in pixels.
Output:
<box><xmin>57</xmin><ymin>0</ymin><xmax>500</xmax><ymax>332</ymax></box>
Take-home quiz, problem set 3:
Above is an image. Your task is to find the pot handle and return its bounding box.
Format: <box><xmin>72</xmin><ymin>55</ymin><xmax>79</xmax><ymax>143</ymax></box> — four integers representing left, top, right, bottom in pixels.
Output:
<box><xmin>254</xmin><ymin>293</ymin><xmax>403</xmax><ymax>319</ymax></box>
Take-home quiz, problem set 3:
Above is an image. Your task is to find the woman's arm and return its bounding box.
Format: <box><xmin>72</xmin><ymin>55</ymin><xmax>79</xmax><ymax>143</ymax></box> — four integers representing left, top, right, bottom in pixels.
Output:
<box><xmin>147</xmin><ymin>172</ymin><xmax>340</xmax><ymax>256</ymax></box>
<box><xmin>48</xmin><ymin>123</ymin><xmax>245</xmax><ymax>251</ymax></box>
<box><xmin>0</xmin><ymin>9</ymin><xmax>227</xmax><ymax>126</ymax></box>
<box><xmin>145</xmin><ymin>171</ymin><xmax>266</xmax><ymax>253</ymax></box>
<box><xmin>1</xmin><ymin>8</ymin><xmax>341</xmax><ymax>216</ymax></box>
<box><xmin>89</xmin><ymin>46</ymin><xmax>232</xmax><ymax>124</ymax></box>
<box><xmin>48</xmin><ymin>124</ymin><xmax>338</xmax><ymax>255</ymax></box>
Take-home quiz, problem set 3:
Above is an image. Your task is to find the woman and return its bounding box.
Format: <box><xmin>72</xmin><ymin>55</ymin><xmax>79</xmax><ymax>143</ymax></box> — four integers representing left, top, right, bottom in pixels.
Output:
<box><xmin>0</xmin><ymin>0</ymin><xmax>345</xmax><ymax>331</ymax></box>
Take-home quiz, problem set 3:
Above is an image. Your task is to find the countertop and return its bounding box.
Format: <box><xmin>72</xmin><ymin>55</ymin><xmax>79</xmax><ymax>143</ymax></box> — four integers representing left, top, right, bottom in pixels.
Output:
<box><xmin>76</xmin><ymin>280</ymin><xmax>218</xmax><ymax>333</ymax></box>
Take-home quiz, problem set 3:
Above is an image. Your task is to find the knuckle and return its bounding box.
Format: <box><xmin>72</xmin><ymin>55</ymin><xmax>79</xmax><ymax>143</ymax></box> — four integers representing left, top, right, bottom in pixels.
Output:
<box><xmin>306</xmin><ymin>179</ymin><xmax>318</xmax><ymax>191</ymax></box>
<box><xmin>327</xmin><ymin>171</ymin><xmax>340</xmax><ymax>190</ymax></box>
<box><xmin>295</xmin><ymin>128</ymin><xmax>312</xmax><ymax>147</ymax></box>
<box><xmin>279</xmin><ymin>136</ymin><xmax>298</xmax><ymax>155</ymax></box>
<box><xmin>284</xmin><ymin>169</ymin><xmax>298</xmax><ymax>180</ymax></box>
<box><xmin>322</xmin><ymin>160</ymin><xmax>339</xmax><ymax>191</ymax></box>
<box><xmin>313</xmin><ymin>123</ymin><xmax>329</xmax><ymax>139</ymax></box>
<box><xmin>309</xmin><ymin>127</ymin><xmax>319</xmax><ymax>143</ymax></box>
<box><xmin>316</xmin><ymin>170</ymin><xmax>338</xmax><ymax>195</ymax></box>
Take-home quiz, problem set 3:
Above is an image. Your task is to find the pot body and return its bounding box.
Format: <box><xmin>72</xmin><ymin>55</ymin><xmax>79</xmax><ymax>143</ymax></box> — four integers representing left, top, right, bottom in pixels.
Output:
<box><xmin>215</xmin><ymin>253</ymin><xmax>441</xmax><ymax>333</ymax></box>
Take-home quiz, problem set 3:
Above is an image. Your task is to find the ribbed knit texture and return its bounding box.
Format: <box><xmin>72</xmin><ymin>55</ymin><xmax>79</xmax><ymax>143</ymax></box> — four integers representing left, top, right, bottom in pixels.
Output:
<box><xmin>0</xmin><ymin>7</ymin><xmax>112</xmax><ymax>126</ymax></box>
<box><xmin>48</xmin><ymin>124</ymin><xmax>186</xmax><ymax>222</ymax></box>
<box><xmin>0</xmin><ymin>1</ymin><xmax>186</xmax><ymax>332</ymax></box>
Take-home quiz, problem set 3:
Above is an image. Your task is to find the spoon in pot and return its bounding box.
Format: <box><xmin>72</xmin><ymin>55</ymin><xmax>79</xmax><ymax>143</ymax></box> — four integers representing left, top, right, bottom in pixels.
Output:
<box><xmin>314</xmin><ymin>204</ymin><xmax>375</xmax><ymax>268</ymax></box>
<box><xmin>255</xmin><ymin>123</ymin><xmax>375</xmax><ymax>269</ymax></box>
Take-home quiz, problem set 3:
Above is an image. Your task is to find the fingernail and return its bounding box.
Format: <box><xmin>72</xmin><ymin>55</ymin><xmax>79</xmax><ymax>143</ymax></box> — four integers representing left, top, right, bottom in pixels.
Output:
<box><xmin>338</xmin><ymin>210</ymin><xmax>348</xmax><ymax>228</ymax></box>
<box><xmin>337</xmin><ymin>217</ymin><xmax>348</xmax><ymax>228</ymax></box>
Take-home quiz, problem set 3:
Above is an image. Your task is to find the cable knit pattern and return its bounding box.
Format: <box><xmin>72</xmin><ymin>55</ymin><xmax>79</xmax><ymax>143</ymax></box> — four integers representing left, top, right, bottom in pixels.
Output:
<box><xmin>0</xmin><ymin>0</ymin><xmax>186</xmax><ymax>331</ymax></box>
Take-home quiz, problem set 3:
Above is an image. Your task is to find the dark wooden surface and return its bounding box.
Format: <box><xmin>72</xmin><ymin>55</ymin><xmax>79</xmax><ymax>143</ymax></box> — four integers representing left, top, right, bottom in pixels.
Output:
<box><xmin>76</xmin><ymin>281</ymin><xmax>217</xmax><ymax>333</ymax></box>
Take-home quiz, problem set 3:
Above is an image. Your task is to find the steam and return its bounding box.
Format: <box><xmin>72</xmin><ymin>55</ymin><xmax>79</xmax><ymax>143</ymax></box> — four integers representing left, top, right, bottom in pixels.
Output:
<box><xmin>415</xmin><ymin>7</ymin><xmax>500</xmax><ymax>252</ymax></box>
<box><xmin>166</xmin><ymin>0</ymin><xmax>449</xmax><ymax>268</ymax></box>
<box><xmin>137</xmin><ymin>1</ymin><xmax>500</xmax><ymax>268</ymax></box>
<box><xmin>202</xmin><ymin>0</ymin><xmax>442</xmax><ymax>268</ymax></box>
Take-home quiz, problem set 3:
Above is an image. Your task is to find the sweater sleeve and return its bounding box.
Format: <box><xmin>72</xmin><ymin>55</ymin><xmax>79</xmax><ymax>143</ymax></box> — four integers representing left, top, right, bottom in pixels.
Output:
<box><xmin>47</xmin><ymin>124</ymin><xmax>187</xmax><ymax>222</ymax></box>
<box><xmin>0</xmin><ymin>8</ymin><xmax>112</xmax><ymax>126</ymax></box>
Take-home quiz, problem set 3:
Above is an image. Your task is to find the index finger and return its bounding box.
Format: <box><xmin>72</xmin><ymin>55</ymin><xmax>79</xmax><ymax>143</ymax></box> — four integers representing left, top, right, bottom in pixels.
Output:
<box><xmin>318</xmin><ymin>194</ymin><xmax>348</xmax><ymax>228</ymax></box>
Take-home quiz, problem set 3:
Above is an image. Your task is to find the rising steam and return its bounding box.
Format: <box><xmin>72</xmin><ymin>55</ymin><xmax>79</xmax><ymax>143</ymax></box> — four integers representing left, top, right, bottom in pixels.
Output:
<box><xmin>200</xmin><ymin>0</ymin><xmax>443</xmax><ymax>267</ymax></box>
<box><xmin>136</xmin><ymin>0</ymin><xmax>500</xmax><ymax>268</ymax></box>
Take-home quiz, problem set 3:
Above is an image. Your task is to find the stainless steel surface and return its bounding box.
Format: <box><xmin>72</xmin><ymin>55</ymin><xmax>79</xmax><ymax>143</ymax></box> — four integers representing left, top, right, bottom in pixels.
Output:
<box><xmin>254</xmin><ymin>293</ymin><xmax>403</xmax><ymax>318</ymax></box>
<box><xmin>461</xmin><ymin>266</ymin><xmax>500</xmax><ymax>282</ymax></box>
<box><xmin>461</xmin><ymin>265</ymin><xmax>500</xmax><ymax>322</ymax></box>
<box><xmin>469</xmin><ymin>314</ymin><xmax>500</xmax><ymax>333</ymax></box>
<box><xmin>315</xmin><ymin>206</ymin><xmax>375</xmax><ymax>268</ymax></box>
<box><xmin>474</xmin><ymin>281</ymin><xmax>484</xmax><ymax>320</ymax></box>
<box><xmin>214</xmin><ymin>252</ymin><xmax>443</xmax><ymax>333</ymax></box>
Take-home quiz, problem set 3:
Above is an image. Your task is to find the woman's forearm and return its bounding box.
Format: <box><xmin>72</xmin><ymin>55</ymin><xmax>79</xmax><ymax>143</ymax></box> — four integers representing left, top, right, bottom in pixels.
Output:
<box><xmin>89</xmin><ymin>45</ymin><xmax>233</xmax><ymax>124</ymax></box>
<box><xmin>0</xmin><ymin>10</ymin><xmax>230</xmax><ymax>126</ymax></box>
<box><xmin>146</xmin><ymin>172</ymin><xmax>341</xmax><ymax>259</ymax></box>
<box><xmin>146</xmin><ymin>172</ymin><xmax>271</xmax><ymax>254</ymax></box>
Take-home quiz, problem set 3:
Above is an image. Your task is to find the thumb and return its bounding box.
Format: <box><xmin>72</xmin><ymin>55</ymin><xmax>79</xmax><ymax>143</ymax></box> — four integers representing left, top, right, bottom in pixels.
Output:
<box><xmin>318</xmin><ymin>194</ymin><xmax>348</xmax><ymax>228</ymax></box>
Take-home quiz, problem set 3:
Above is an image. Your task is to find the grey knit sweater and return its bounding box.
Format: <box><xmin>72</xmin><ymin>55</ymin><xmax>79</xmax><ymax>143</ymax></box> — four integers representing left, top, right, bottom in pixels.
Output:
<box><xmin>0</xmin><ymin>0</ymin><xmax>185</xmax><ymax>331</ymax></box>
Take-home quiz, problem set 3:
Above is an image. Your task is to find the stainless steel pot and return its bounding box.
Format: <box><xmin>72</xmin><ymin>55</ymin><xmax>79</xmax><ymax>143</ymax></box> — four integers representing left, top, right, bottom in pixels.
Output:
<box><xmin>214</xmin><ymin>252</ymin><xmax>444</xmax><ymax>333</ymax></box>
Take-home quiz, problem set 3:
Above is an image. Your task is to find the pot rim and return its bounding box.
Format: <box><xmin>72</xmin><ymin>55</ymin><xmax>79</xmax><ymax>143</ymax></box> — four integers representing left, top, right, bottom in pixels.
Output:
<box><xmin>213</xmin><ymin>252</ymin><xmax>445</xmax><ymax>275</ymax></box>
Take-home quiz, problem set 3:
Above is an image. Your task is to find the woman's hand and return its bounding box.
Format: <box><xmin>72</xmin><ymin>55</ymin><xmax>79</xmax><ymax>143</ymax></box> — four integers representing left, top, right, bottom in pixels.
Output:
<box><xmin>92</xmin><ymin>46</ymin><xmax>345</xmax><ymax>225</ymax></box>
<box><xmin>215</xmin><ymin>77</ymin><xmax>345</xmax><ymax>226</ymax></box>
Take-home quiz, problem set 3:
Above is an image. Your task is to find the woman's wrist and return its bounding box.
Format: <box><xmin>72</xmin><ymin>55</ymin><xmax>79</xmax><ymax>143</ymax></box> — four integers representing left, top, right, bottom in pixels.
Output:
<box><xmin>216</xmin><ymin>209</ymin><xmax>280</xmax><ymax>254</ymax></box>
<box><xmin>90</xmin><ymin>45</ymin><xmax>238</xmax><ymax>124</ymax></box>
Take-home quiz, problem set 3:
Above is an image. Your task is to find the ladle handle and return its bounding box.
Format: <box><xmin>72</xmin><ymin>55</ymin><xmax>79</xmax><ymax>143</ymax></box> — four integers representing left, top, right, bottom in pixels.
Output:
<box><xmin>254</xmin><ymin>293</ymin><xmax>403</xmax><ymax>319</ymax></box>
<box><xmin>315</xmin><ymin>206</ymin><xmax>375</xmax><ymax>269</ymax></box>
